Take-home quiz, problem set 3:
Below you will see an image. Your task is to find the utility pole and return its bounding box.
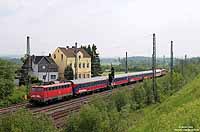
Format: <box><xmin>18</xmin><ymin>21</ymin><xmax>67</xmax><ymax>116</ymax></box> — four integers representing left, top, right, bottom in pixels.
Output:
<box><xmin>170</xmin><ymin>41</ymin><xmax>174</xmax><ymax>90</ymax></box>
<box><xmin>75</xmin><ymin>42</ymin><xmax>78</xmax><ymax>79</ymax></box>
<box><xmin>163</xmin><ymin>55</ymin><xmax>166</xmax><ymax>68</ymax></box>
<box><xmin>181</xmin><ymin>58</ymin><xmax>184</xmax><ymax>77</ymax></box>
<box><xmin>185</xmin><ymin>54</ymin><xmax>187</xmax><ymax>65</ymax></box>
<box><xmin>26</xmin><ymin>36</ymin><xmax>31</xmax><ymax>94</ymax></box>
<box><xmin>125</xmin><ymin>52</ymin><xmax>128</xmax><ymax>73</ymax></box>
<box><xmin>152</xmin><ymin>33</ymin><xmax>158</xmax><ymax>102</ymax></box>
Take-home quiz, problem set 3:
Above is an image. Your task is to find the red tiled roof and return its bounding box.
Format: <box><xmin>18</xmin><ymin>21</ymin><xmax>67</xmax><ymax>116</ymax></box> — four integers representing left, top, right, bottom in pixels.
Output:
<box><xmin>58</xmin><ymin>47</ymin><xmax>91</xmax><ymax>58</ymax></box>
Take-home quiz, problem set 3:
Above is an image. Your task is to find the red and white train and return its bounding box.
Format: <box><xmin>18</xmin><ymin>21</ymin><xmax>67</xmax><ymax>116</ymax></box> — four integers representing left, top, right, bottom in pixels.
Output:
<box><xmin>29</xmin><ymin>69</ymin><xmax>166</xmax><ymax>104</ymax></box>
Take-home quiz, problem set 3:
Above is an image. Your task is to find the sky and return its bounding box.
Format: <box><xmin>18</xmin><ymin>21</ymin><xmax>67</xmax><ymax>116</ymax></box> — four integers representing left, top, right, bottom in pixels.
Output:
<box><xmin>0</xmin><ymin>0</ymin><xmax>200</xmax><ymax>58</ymax></box>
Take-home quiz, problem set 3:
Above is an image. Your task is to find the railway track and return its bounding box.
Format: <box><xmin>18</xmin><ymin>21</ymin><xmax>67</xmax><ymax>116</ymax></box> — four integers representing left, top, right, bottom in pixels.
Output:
<box><xmin>0</xmin><ymin>102</ymin><xmax>29</xmax><ymax>116</ymax></box>
<box><xmin>0</xmin><ymin>83</ymin><xmax>136</xmax><ymax>128</ymax></box>
<box><xmin>43</xmin><ymin>85</ymin><xmax>134</xmax><ymax>128</ymax></box>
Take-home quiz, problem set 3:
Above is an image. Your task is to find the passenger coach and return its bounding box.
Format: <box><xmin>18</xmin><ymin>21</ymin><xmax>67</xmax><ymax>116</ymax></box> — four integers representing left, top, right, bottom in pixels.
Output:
<box><xmin>71</xmin><ymin>76</ymin><xmax>108</xmax><ymax>95</ymax></box>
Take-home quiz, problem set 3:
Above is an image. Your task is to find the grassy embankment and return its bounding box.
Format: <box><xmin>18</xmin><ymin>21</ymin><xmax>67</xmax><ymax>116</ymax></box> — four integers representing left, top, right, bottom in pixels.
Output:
<box><xmin>129</xmin><ymin>75</ymin><xmax>200</xmax><ymax>132</ymax></box>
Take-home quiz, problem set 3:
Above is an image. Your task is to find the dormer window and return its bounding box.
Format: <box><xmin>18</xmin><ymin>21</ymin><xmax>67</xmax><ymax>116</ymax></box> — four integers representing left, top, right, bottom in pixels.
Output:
<box><xmin>79</xmin><ymin>55</ymin><xmax>81</xmax><ymax>60</ymax></box>
<box><xmin>54</xmin><ymin>54</ymin><xmax>56</xmax><ymax>59</ymax></box>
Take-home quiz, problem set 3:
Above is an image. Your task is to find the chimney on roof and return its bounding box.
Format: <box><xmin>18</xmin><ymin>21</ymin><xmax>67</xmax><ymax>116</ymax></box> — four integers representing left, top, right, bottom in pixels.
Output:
<box><xmin>49</xmin><ymin>53</ymin><xmax>51</xmax><ymax>57</ymax></box>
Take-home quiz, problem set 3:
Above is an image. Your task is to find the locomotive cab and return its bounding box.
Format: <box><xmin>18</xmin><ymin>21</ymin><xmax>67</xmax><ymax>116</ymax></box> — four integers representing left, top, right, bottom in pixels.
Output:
<box><xmin>29</xmin><ymin>86</ymin><xmax>46</xmax><ymax>103</ymax></box>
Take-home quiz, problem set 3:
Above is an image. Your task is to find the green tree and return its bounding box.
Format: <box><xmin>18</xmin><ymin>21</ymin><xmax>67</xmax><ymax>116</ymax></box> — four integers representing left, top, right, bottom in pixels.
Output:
<box><xmin>64</xmin><ymin>66</ymin><xmax>74</xmax><ymax>80</ymax></box>
<box><xmin>0</xmin><ymin>59</ymin><xmax>15</xmax><ymax>100</ymax></box>
<box><xmin>91</xmin><ymin>44</ymin><xmax>102</xmax><ymax>77</ymax></box>
<box><xmin>82</xmin><ymin>44</ymin><xmax>102</xmax><ymax>77</ymax></box>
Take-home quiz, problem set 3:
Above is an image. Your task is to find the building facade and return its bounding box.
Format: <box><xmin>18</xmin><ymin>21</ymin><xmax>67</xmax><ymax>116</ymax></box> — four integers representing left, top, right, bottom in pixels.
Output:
<box><xmin>22</xmin><ymin>55</ymin><xmax>58</xmax><ymax>82</ymax></box>
<box><xmin>52</xmin><ymin>47</ymin><xmax>91</xmax><ymax>80</ymax></box>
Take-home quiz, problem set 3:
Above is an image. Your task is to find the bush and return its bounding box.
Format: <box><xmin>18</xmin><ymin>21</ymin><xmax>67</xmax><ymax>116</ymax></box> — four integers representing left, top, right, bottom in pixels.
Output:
<box><xmin>0</xmin><ymin>109</ymin><xmax>56</xmax><ymax>132</ymax></box>
<box><xmin>65</xmin><ymin>105</ymin><xmax>105</xmax><ymax>132</ymax></box>
<box><xmin>0</xmin><ymin>59</ymin><xmax>15</xmax><ymax>100</ymax></box>
<box><xmin>65</xmin><ymin>62</ymin><xmax>200</xmax><ymax>132</ymax></box>
<box><xmin>0</xmin><ymin>86</ymin><xmax>27</xmax><ymax>108</ymax></box>
<box><xmin>111</xmin><ymin>90</ymin><xmax>130</xmax><ymax>112</ymax></box>
<box><xmin>143</xmin><ymin>80</ymin><xmax>154</xmax><ymax>105</ymax></box>
<box><xmin>130</xmin><ymin>85</ymin><xmax>146</xmax><ymax>110</ymax></box>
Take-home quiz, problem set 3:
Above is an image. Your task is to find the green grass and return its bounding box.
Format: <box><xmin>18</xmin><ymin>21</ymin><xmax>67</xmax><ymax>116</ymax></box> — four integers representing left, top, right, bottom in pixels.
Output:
<box><xmin>129</xmin><ymin>75</ymin><xmax>200</xmax><ymax>132</ymax></box>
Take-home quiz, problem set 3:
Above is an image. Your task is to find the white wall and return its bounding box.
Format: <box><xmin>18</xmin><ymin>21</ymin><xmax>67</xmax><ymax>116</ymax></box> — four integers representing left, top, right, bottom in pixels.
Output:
<box><xmin>33</xmin><ymin>72</ymin><xmax>58</xmax><ymax>82</ymax></box>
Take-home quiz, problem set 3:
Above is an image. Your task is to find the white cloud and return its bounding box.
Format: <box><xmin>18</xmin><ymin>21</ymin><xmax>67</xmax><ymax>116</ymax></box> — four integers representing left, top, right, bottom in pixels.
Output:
<box><xmin>0</xmin><ymin>0</ymin><xmax>200</xmax><ymax>57</ymax></box>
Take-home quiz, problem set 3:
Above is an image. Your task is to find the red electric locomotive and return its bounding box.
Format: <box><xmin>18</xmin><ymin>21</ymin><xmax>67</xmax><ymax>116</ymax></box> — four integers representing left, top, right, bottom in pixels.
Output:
<box><xmin>30</xmin><ymin>82</ymin><xmax>73</xmax><ymax>103</ymax></box>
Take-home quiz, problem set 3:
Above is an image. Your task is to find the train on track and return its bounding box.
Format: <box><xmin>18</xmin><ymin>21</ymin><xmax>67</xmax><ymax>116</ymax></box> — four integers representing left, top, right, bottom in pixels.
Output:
<box><xmin>29</xmin><ymin>69</ymin><xmax>166</xmax><ymax>104</ymax></box>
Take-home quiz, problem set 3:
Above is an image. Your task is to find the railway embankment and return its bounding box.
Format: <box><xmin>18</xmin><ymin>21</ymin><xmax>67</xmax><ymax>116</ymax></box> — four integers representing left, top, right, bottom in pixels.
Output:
<box><xmin>129</xmin><ymin>74</ymin><xmax>200</xmax><ymax>132</ymax></box>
